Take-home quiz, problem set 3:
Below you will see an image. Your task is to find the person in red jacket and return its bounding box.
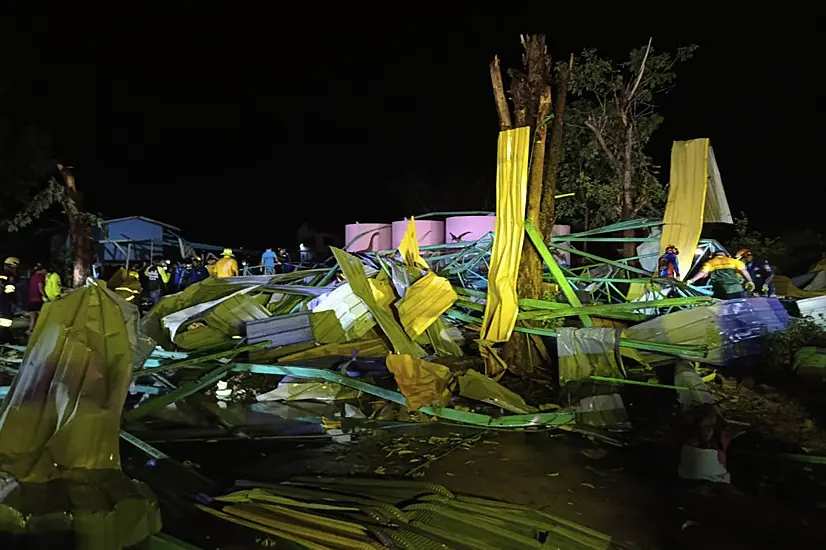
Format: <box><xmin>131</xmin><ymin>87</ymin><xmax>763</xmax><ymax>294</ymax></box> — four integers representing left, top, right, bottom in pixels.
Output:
<box><xmin>27</xmin><ymin>263</ymin><xmax>47</xmax><ymax>333</ymax></box>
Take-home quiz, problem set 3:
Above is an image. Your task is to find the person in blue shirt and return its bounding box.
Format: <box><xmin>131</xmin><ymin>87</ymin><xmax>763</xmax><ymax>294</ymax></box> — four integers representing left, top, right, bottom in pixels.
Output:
<box><xmin>187</xmin><ymin>256</ymin><xmax>210</xmax><ymax>286</ymax></box>
<box><xmin>261</xmin><ymin>248</ymin><xmax>277</xmax><ymax>275</ymax></box>
<box><xmin>172</xmin><ymin>262</ymin><xmax>188</xmax><ymax>291</ymax></box>
<box><xmin>736</xmin><ymin>249</ymin><xmax>775</xmax><ymax>297</ymax></box>
<box><xmin>657</xmin><ymin>245</ymin><xmax>680</xmax><ymax>279</ymax></box>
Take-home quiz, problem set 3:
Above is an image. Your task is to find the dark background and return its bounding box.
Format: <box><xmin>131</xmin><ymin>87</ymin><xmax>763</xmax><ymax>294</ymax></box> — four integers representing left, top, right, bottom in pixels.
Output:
<box><xmin>1</xmin><ymin>7</ymin><xmax>821</xmax><ymax>251</ymax></box>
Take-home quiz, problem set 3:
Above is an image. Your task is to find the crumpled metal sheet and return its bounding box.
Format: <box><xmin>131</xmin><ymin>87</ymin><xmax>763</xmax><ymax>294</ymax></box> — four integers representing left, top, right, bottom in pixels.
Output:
<box><xmin>556</xmin><ymin>327</ymin><xmax>624</xmax><ymax>385</ymax></box>
<box><xmin>204</xmin><ymin>294</ymin><xmax>270</xmax><ymax>336</ymax></box>
<box><xmin>277</xmin><ymin>338</ymin><xmax>390</xmax><ymax>363</ymax></box>
<box><xmin>398</xmin><ymin>217</ymin><xmax>429</xmax><ymax>270</ymax></box>
<box><xmin>624</xmin><ymin>298</ymin><xmax>790</xmax><ymax>365</ymax></box>
<box><xmin>385</xmin><ymin>354</ymin><xmax>452</xmax><ymax>411</ymax></box>
<box><xmin>0</xmin><ymin>281</ymin><xmax>160</xmax><ymax>547</ymax></box>
<box><xmin>396</xmin><ymin>272</ymin><xmax>457</xmax><ymax>340</ymax></box>
<box><xmin>331</xmin><ymin>248</ymin><xmax>424</xmax><ymax>358</ymax></box>
<box><xmin>458</xmin><ymin>369</ymin><xmax>536</xmax><ymax>414</ymax></box>
<box><xmin>256</xmin><ymin>380</ymin><xmax>359</xmax><ymax>402</ymax></box>
<box><xmin>480</xmin><ymin>127</ymin><xmax>530</xmax><ymax>343</ymax></box>
<box><xmin>311</xmin><ymin>282</ymin><xmax>376</xmax><ymax>341</ymax></box>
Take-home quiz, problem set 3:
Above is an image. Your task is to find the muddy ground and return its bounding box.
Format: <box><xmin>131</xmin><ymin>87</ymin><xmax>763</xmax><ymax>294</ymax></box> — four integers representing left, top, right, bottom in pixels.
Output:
<box><xmin>127</xmin><ymin>406</ymin><xmax>826</xmax><ymax>550</ymax></box>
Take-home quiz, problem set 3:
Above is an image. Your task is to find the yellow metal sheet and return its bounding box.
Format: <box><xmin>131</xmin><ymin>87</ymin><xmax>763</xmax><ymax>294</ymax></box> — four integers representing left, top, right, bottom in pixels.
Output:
<box><xmin>480</xmin><ymin>127</ymin><xmax>531</xmax><ymax>342</ymax></box>
<box><xmin>310</xmin><ymin>309</ymin><xmax>346</xmax><ymax>344</ymax></box>
<box><xmin>331</xmin><ymin>247</ymin><xmax>424</xmax><ymax>357</ymax></box>
<box><xmin>660</xmin><ymin>139</ymin><xmax>709</xmax><ymax>280</ymax></box>
<box><xmin>398</xmin><ymin>217</ymin><xmax>429</xmax><ymax>270</ymax></box>
<box><xmin>385</xmin><ymin>354</ymin><xmax>452</xmax><ymax>411</ymax></box>
<box><xmin>311</xmin><ymin>283</ymin><xmax>376</xmax><ymax>341</ymax></box>
<box><xmin>278</xmin><ymin>338</ymin><xmax>390</xmax><ymax>362</ymax></box>
<box><xmin>396</xmin><ymin>272</ymin><xmax>457</xmax><ymax>339</ymax></box>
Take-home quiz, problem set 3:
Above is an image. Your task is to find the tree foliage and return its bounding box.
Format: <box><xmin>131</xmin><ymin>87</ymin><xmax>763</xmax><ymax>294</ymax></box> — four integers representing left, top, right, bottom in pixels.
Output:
<box><xmin>727</xmin><ymin>212</ymin><xmax>783</xmax><ymax>260</ymax></box>
<box><xmin>0</xmin><ymin>120</ymin><xmax>57</xmax><ymax>223</ymax></box>
<box><xmin>4</xmin><ymin>177</ymin><xmax>101</xmax><ymax>232</ymax></box>
<box><xmin>556</xmin><ymin>42</ymin><xmax>697</xmax><ymax>230</ymax></box>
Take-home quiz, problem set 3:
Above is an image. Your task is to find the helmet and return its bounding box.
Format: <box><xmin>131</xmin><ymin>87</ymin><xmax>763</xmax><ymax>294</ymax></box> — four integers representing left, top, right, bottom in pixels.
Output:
<box><xmin>665</xmin><ymin>245</ymin><xmax>679</xmax><ymax>254</ymax></box>
<box><xmin>4</xmin><ymin>257</ymin><xmax>20</xmax><ymax>267</ymax></box>
<box><xmin>193</xmin><ymin>256</ymin><xmax>202</xmax><ymax>262</ymax></box>
<box><xmin>221</xmin><ymin>248</ymin><xmax>234</xmax><ymax>257</ymax></box>
<box><xmin>735</xmin><ymin>248</ymin><xmax>751</xmax><ymax>260</ymax></box>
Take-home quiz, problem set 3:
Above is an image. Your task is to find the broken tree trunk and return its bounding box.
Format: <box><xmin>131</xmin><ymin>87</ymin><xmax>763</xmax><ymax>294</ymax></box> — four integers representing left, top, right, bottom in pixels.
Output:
<box><xmin>503</xmin><ymin>86</ymin><xmax>552</xmax><ymax>374</ymax></box>
<box><xmin>59</xmin><ymin>164</ymin><xmax>92</xmax><ymax>287</ymax></box>
<box><xmin>502</xmin><ymin>36</ymin><xmax>552</xmax><ymax>374</ymax></box>
<box><xmin>621</xmin><ymin>122</ymin><xmax>636</xmax><ymax>259</ymax></box>
<box><xmin>489</xmin><ymin>56</ymin><xmax>512</xmax><ymax>131</ymax></box>
<box><xmin>539</xmin><ymin>54</ymin><xmax>574</xmax><ymax>240</ymax></box>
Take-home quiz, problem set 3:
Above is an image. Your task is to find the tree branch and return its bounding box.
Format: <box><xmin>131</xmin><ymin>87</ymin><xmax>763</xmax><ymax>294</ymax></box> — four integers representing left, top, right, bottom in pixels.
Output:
<box><xmin>627</xmin><ymin>37</ymin><xmax>653</xmax><ymax>104</ymax></box>
<box><xmin>584</xmin><ymin>119</ymin><xmax>622</xmax><ymax>175</ymax></box>
<box><xmin>489</xmin><ymin>56</ymin><xmax>513</xmax><ymax>131</ymax></box>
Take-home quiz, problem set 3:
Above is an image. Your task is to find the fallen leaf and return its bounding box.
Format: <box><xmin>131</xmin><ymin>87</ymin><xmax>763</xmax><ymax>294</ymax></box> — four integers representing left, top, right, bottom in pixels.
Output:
<box><xmin>580</xmin><ymin>448</ymin><xmax>608</xmax><ymax>460</ymax></box>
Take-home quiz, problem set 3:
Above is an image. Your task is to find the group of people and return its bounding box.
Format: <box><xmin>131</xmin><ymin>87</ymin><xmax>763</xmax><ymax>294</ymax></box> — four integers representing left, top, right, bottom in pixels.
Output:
<box><xmin>260</xmin><ymin>247</ymin><xmax>292</xmax><ymax>274</ymax></box>
<box><xmin>0</xmin><ymin>244</ymin><xmax>297</xmax><ymax>340</ymax></box>
<box><xmin>657</xmin><ymin>245</ymin><xmax>775</xmax><ymax>300</ymax></box>
<box><xmin>0</xmin><ymin>257</ymin><xmax>62</xmax><ymax>342</ymax></box>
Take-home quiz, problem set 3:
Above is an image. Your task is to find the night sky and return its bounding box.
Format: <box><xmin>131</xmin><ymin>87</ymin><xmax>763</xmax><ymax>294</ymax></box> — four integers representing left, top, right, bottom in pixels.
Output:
<box><xmin>1</xmin><ymin>8</ymin><xmax>821</xmax><ymax>251</ymax></box>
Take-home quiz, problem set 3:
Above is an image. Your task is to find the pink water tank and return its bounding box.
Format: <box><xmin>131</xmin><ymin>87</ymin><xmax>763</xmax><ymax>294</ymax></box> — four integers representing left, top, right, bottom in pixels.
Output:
<box><xmin>344</xmin><ymin>223</ymin><xmax>392</xmax><ymax>252</ymax></box>
<box><xmin>391</xmin><ymin>220</ymin><xmax>445</xmax><ymax>249</ymax></box>
<box><xmin>444</xmin><ymin>216</ymin><xmax>497</xmax><ymax>243</ymax></box>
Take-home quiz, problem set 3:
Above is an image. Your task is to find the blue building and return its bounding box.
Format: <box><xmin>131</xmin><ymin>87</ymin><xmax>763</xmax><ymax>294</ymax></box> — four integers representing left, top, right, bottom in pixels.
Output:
<box><xmin>96</xmin><ymin>216</ymin><xmax>226</xmax><ymax>264</ymax></box>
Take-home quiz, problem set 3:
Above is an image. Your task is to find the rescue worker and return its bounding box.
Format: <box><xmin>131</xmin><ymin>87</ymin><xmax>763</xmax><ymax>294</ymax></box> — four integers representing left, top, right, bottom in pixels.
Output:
<box><xmin>27</xmin><ymin>263</ymin><xmax>47</xmax><ymax>333</ymax></box>
<box><xmin>112</xmin><ymin>267</ymin><xmax>141</xmax><ymax>303</ymax></box>
<box><xmin>205</xmin><ymin>253</ymin><xmax>218</xmax><ymax>277</ymax></box>
<box><xmin>187</xmin><ymin>256</ymin><xmax>209</xmax><ymax>286</ymax></box>
<box><xmin>657</xmin><ymin>245</ymin><xmax>681</xmax><ymax>279</ymax></box>
<box><xmin>0</xmin><ymin>257</ymin><xmax>20</xmax><ymax>343</ymax></box>
<box><xmin>144</xmin><ymin>260</ymin><xmax>170</xmax><ymax>306</ymax></box>
<box><xmin>736</xmin><ymin>249</ymin><xmax>775</xmax><ymax>297</ymax></box>
<box><xmin>172</xmin><ymin>261</ymin><xmax>188</xmax><ymax>292</ymax></box>
<box><xmin>687</xmin><ymin>250</ymin><xmax>754</xmax><ymax>299</ymax></box>
<box><xmin>215</xmin><ymin>248</ymin><xmax>239</xmax><ymax>278</ymax></box>
<box><xmin>45</xmin><ymin>265</ymin><xmax>62</xmax><ymax>302</ymax></box>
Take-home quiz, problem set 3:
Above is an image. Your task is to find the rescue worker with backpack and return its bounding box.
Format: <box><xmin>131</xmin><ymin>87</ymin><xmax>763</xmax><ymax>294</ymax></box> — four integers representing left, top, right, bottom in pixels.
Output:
<box><xmin>657</xmin><ymin>245</ymin><xmax>681</xmax><ymax>279</ymax></box>
<box><xmin>0</xmin><ymin>257</ymin><xmax>20</xmax><ymax>343</ymax></box>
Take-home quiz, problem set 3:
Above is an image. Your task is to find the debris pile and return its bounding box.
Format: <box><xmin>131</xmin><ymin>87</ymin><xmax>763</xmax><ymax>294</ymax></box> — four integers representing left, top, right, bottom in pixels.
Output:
<box><xmin>2</xmin><ymin>139</ymin><xmax>824</xmax><ymax>547</ymax></box>
<box><xmin>196</xmin><ymin>477</ymin><xmax>631</xmax><ymax>549</ymax></box>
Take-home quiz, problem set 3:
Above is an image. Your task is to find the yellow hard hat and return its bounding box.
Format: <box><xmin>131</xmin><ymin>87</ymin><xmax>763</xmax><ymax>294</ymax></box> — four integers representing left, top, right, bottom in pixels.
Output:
<box><xmin>4</xmin><ymin>257</ymin><xmax>20</xmax><ymax>267</ymax></box>
<box><xmin>221</xmin><ymin>248</ymin><xmax>234</xmax><ymax>257</ymax></box>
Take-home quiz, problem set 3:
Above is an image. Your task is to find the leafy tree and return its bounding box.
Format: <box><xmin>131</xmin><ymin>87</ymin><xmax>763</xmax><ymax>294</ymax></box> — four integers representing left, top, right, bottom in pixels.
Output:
<box><xmin>556</xmin><ymin>40</ymin><xmax>696</xmax><ymax>255</ymax></box>
<box><xmin>0</xmin><ymin>120</ymin><xmax>57</xmax><ymax>223</ymax></box>
<box><xmin>727</xmin><ymin>212</ymin><xmax>782</xmax><ymax>260</ymax></box>
<box><xmin>6</xmin><ymin>166</ymin><xmax>100</xmax><ymax>286</ymax></box>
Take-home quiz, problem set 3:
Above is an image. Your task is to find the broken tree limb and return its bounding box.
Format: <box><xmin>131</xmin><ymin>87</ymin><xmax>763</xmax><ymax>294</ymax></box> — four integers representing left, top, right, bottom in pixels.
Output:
<box><xmin>540</xmin><ymin>54</ymin><xmax>574</xmax><ymax>239</ymax></box>
<box><xmin>489</xmin><ymin>56</ymin><xmax>512</xmax><ymax>131</ymax></box>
